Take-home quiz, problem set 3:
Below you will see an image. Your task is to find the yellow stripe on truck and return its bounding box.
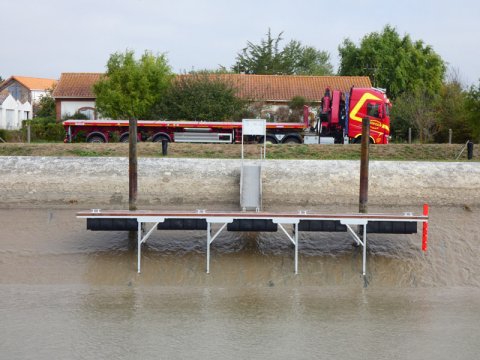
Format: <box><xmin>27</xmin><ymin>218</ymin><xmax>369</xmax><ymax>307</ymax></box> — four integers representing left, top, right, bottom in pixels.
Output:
<box><xmin>350</xmin><ymin>93</ymin><xmax>382</xmax><ymax>122</ymax></box>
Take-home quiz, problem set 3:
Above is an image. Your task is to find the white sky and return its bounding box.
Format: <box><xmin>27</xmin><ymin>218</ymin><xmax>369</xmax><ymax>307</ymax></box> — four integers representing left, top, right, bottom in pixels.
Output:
<box><xmin>1</xmin><ymin>0</ymin><xmax>479</xmax><ymax>86</ymax></box>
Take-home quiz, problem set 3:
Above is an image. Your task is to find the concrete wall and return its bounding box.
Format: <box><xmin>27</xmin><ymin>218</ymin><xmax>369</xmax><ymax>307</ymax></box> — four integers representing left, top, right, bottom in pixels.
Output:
<box><xmin>1</xmin><ymin>156</ymin><xmax>479</xmax><ymax>208</ymax></box>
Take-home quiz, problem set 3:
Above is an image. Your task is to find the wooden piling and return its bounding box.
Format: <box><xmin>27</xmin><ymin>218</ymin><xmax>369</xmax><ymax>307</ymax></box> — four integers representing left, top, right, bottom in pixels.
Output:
<box><xmin>359</xmin><ymin>117</ymin><xmax>370</xmax><ymax>214</ymax></box>
<box><xmin>129</xmin><ymin>118</ymin><xmax>138</xmax><ymax>211</ymax></box>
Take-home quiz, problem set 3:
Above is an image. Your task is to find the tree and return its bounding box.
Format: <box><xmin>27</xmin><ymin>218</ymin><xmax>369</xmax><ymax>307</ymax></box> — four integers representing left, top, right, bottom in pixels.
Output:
<box><xmin>188</xmin><ymin>67</ymin><xmax>233</xmax><ymax>75</ymax></box>
<box><xmin>434</xmin><ymin>72</ymin><xmax>472</xmax><ymax>143</ymax></box>
<box><xmin>33</xmin><ymin>89</ymin><xmax>56</xmax><ymax>119</ymax></box>
<box><xmin>281</xmin><ymin>40</ymin><xmax>333</xmax><ymax>75</ymax></box>
<box><xmin>156</xmin><ymin>73</ymin><xmax>246</xmax><ymax>121</ymax></box>
<box><xmin>465</xmin><ymin>81</ymin><xmax>480</xmax><ymax>142</ymax></box>
<box><xmin>338</xmin><ymin>25</ymin><xmax>446</xmax><ymax>99</ymax></box>
<box><xmin>94</xmin><ymin>50</ymin><xmax>173</xmax><ymax>211</ymax></box>
<box><xmin>94</xmin><ymin>50</ymin><xmax>173</xmax><ymax>119</ymax></box>
<box><xmin>232</xmin><ymin>29</ymin><xmax>333</xmax><ymax>75</ymax></box>
<box><xmin>391</xmin><ymin>88</ymin><xmax>439</xmax><ymax>143</ymax></box>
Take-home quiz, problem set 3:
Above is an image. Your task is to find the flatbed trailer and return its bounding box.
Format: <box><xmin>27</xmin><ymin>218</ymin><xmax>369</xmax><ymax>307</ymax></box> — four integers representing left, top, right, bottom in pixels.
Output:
<box><xmin>63</xmin><ymin>119</ymin><xmax>308</xmax><ymax>144</ymax></box>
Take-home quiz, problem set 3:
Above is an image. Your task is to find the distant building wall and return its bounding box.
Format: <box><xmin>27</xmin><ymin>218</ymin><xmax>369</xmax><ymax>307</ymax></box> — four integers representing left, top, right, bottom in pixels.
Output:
<box><xmin>31</xmin><ymin>89</ymin><xmax>49</xmax><ymax>103</ymax></box>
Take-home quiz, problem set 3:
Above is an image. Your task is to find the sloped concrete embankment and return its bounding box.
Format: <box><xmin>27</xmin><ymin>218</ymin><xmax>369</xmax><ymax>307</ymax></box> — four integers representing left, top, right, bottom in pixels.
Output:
<box><xmin>1</xmin><ymin>156</ymin><xmax>479</xmax><ymax>207</ymax></box>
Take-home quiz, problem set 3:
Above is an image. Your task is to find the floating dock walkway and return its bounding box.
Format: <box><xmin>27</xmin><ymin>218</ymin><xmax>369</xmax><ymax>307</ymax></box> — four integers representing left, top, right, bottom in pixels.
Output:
<box><xmin>78</xmin><ymin>207</ymin><xmax>429</xmax><ymax>275</ymax></box>
<box><xmin>77</xmin><ymin>120</ymin><xmax>429</xmax><ymax>277</ymax></box>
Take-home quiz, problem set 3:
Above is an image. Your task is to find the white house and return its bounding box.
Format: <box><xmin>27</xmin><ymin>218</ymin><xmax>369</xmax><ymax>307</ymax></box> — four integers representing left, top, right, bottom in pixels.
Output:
<box><xmin>0</xmin><ymin>76</ymin><xmax>57</xmax><ymax>103</ymax></box>
<box><xmin>0</xmin><ymin>76</ymin><xmax>57</xmax><ymax>125</ymax></box>
<box><xmin>0</xmin><ymin>92</ymin><xmax>32</xmax><ymax>130</ymax></box>
<box><xmin>52</xmin><ymin>73</ymin><xmax>103</xmax><ymax>120</ymax></box>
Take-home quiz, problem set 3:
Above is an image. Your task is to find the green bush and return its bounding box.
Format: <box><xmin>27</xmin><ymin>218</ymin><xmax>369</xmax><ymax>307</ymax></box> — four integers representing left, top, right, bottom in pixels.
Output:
<box><xmin>20</xmin><ymin>118</ymin><xmax>65</xmax><ymax>142</ymax></box>
<box><xmin>0</xmin><ymin>129</ymin><xmax>23</xmax><ymax>142</ymax></box>
<box><xmin>45</xmin><ymin>123</ymin><xmax>65</xmax><ymax>141</ymax></box>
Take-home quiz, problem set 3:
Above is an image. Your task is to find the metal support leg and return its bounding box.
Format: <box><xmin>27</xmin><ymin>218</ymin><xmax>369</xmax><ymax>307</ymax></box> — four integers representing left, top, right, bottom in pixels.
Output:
<box><xmin>207</xmin><ymin>223</ymin><xmax>211</xmax><ymax>274</ymax></box>
<box><xmin>294</xmin><ymin>223</ymin><xmax>299</xmax><ymax>274</ymax></box>
<box><xmin>362</xmin><ymin>223</ymin><xmax>367</xmax><ymax>276</ymax></box>
<box><xmin>278</xmin><ymin>223</ymin><xmax>298</xmax><ymax>274</ymax></box>
<box><xmin>137</xmin><ymin>221</ymin><xmax>160</xmax><ymax>274</ymax></box>
<box><xmin>344</xmin><ymin>222</ymin><xmax>367</xmax><ymax>276</ymax></box>
<box><xmin>137</xmin><ymin>221</ymin><xmax>142</xmax><ymax>273</ymax></box>
<box><xmin>206</xmin><ymin>222</ymin><xmax>229</xmax><ymax>274</ymax></box>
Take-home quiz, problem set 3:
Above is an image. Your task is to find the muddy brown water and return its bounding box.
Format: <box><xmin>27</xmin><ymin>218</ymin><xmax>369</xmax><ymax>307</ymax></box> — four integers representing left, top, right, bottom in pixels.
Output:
<box><xmin>1</xmin><ymin>205</ymin><xmax>479</xmax><ymax>359</ymax></box>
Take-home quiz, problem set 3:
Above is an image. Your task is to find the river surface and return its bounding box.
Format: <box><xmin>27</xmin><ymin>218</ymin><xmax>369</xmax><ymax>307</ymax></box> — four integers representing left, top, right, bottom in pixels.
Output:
<box><xmin>1</xmin><ymin>205</ymin><xmax>479</xmax><ymax>359</ymax></box>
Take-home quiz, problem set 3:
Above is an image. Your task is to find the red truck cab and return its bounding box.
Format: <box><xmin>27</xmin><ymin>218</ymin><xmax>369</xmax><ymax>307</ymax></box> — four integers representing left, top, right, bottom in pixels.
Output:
<box><xmin>347</xmin><ymin>88</ymin><xmax>391</xmax><ymax>144</ymax></box>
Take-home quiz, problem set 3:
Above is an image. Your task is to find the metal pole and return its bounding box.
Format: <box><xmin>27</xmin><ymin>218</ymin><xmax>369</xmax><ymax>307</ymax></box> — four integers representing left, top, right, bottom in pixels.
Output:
<box><xmin>448</xmin><ymin>129</ymin><xmax>452</xmax><ymax>144</ymax></box>
<box><xmin>294</xmin><ymin>223</ymin><xmax>298</xmax><ymax>274</ymax></box>
<box><xmin>467</xmin><ymin>141</ymin><xmax>474</xmax><ymax>160</ymax></box>
<box><xmin>129</xmin><ymin>118</ymin><xmax>138</xmax><ymax>211</ymax></box>
<box><xmin>207</xmin><ymin>222</ymin><xmax>211</xmax><ymax>274</ymax></box>
<box><xmin>362</xmin><ymin>222</ymin><xmax>367</xmax><ymax>276</ymax></box>
<box><xmin>359</xmin><ymin>117</ymin><xmax>370</xmax><ymax>214</ymax></box>
<box><xmin>408</xmin><ymin>128</ymin><xmax>412</xmax><ymax>144</ymax></box>
<box><xmin>137</xmin><ymin>221</ymin><xmax>142</xmax><ymax>273</ymax></box>
<box><xmin>27</xmin><ymin>123</ymin><xmax>31</xmax><ymax>143</ymax></box>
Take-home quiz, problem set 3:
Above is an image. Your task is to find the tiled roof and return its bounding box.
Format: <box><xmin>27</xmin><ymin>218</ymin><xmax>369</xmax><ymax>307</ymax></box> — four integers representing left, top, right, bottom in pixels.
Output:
<box><xmin>52</xmin><ymin>73</ymin><xmax>371</xmax><ymax>102</ymax></box>
<box><xmin>2</xmin><ymin>76</ymin><xmax>57</xmax><ymax>90</ymax></box>
<box><xmin>52</xmin><ymin>73</ymin><xmax>103</xmax><ymax>98</ymax></box>
<box><xmin>172</xmin><ymin>74</ymin><xmax>372</xmax><ymax>102</ymax></box>
<box><xmin>199</xmin><ymin>74</ymin><xmax>372</xmax><ymax>102</ymax></box>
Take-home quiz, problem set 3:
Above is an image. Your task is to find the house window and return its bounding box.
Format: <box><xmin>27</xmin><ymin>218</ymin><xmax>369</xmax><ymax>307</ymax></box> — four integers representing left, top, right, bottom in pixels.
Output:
<box><xmin>78</xmin><ymin>107</ymin><xmax>95</xmax><ymax>120</ymax></box>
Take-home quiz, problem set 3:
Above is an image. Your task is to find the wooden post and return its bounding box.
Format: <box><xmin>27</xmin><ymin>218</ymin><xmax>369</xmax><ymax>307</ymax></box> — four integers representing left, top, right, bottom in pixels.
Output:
<box><xmin>129</xmin><ymin>118</ymin><xmax>138</xmax><ymax>211</ymax></box>
<box><xmin>448</xmin><ymin>129</ymin><xmax>452</xmax><ymax>144</ymax></box>
<box><xmin>359</xmin><ymin>117</ymin><xmax>370</xmax><ymax>214</ymax></box>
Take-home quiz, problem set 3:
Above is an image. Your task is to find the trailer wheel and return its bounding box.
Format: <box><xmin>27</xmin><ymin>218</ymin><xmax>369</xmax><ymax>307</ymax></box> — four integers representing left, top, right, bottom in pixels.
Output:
<box><xmin>87</xmin><ymin>135</ymin><xmax>106</xmax><ymax>143</ymax></box>
<box><xmin>283</xmin><ymin>137</ymin><xmax>301</xmax><ymax>144</ymax></box>
<box><xmin>259</xmin><ymin>135</ymin><xmax>278</xmax><ymax>144</ymax></box>
<box><xmin>119</xmin><ymin>134</ymin><xmax>129</xmax><ymax>143</ymax></box>
<box><xmin>153</xmin><ymin>135</ymin><xmax>170</xmax><ymax>143</ymax></box>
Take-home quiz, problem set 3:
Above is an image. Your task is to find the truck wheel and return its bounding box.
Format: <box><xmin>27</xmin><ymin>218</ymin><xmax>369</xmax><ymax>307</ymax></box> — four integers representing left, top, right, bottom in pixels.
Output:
<box><xmin>354</xmin><ymin>137</ymin><xmax>374</xmax><ymax>144</ymax></box>
<box><xmin>119</xmin><ymin>134</ymin><xmax>129</xmax><ymax>143</ymax></box>
<box><xmin>87</xmin><ymin>135</ymin><xmax>106</xmax><ymax>143</ymax></box>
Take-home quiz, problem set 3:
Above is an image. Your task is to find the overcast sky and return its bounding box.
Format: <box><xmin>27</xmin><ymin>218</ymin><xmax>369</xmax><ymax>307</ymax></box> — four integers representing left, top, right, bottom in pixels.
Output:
<box><xmin>1</xmin><ymin>0</ymin><xmax>479</xmax><ymax>86</ymax></box>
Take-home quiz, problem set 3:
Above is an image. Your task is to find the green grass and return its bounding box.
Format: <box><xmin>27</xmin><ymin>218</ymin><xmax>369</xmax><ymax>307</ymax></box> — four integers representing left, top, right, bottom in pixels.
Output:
<box><xmin>0</xmin><ymin>142</ymin><xmax>478</xmax><ymax>161</ymax></box>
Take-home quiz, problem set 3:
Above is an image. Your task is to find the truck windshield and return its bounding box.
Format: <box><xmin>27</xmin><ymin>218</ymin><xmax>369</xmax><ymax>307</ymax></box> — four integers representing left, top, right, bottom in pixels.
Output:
<box><xmin>367</xmin><ymin>103</ymin><xmax>380</xmax><ymax>118</ymax></box>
